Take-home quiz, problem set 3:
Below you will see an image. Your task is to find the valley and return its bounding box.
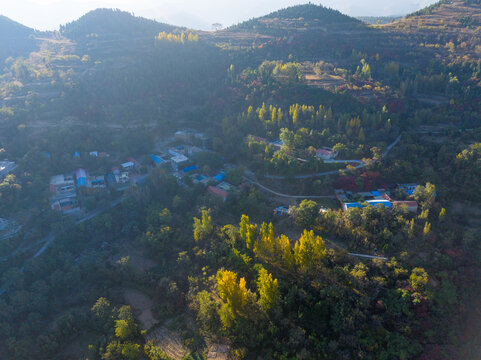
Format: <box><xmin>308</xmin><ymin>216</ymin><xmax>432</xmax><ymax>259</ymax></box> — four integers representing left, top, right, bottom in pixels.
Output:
<box><xmin>0</xmin><ymin>1</ymin><xmax>481</xmax><ymax>359</ymax></box>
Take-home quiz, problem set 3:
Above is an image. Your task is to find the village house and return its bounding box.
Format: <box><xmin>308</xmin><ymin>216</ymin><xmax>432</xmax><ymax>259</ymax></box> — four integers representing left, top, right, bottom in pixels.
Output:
<box><xmin>335</xmin><ymin>189</ymin><xmax>418</xmax><ymax>213</ymax></box>
<box><xmin>397</xmin><ymin>183</ymin><xmax>420</xmax><ymax>196</ymax></box>
<box><xmin>50</xmin><ymin>173</ymin><xmax>76</xmax><ymax>197</ymax></box>
<box><xmin>316</xmin><ymin>147</ymin><xmax>337</xmax><ymax>161</ymax></box>
<box><xmin>51</xmin><ymin>197</ymin><xmax>80</xmax><ymax>214</ymax></box>
<box><xmin>89</xmin><ymin>175</ymin><xmax>107</xmax><ymax>189</ymax></box>
<box><xmin>171</xmin><ymin>154</ymin><xmax>189</xmax><ymax>172</ymax></box>
<box><xmin>207</xmin><ymin>186</ymin><xmax>229</xmax><ymax>202</ymax></box>
<box><xmin>274</xmin><ymin>206</ymin><xmax>290</xmax><ymax>216</ymax></box>
<box><xmin>152</xmin><ymin>154</ymin><xmax>170</xmax><ymax>167</ymax></box>
<box><xmin>76</xmin><ymin>168</ymin><xmax>88</xmax><ymax>189</ymax></box>
<box><xmin>116</xmin><ymin>172</ymin><xmax>130</xmax><ymax>184</ymax></box>
<box><xmin>0</xmin><ymin>160</ymin><xmax>16</xmax><ymax>181</ymax></box>
<box><xmin>207</xmin><ymin>182</ymin><xmax>235</xmax><ymax>202</ymax></box>
<box><xmin>121</xmin><ymin>161</ymin><xmax>135</xmax><ymax>172</ymax></box>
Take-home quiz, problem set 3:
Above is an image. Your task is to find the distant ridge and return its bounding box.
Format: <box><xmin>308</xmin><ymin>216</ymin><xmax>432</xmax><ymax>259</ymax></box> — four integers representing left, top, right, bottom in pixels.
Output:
<box><xmin>0</xmin><ymin>15</ymin><xmax>36</xmax><ymax>63</ymax></box>
<box><xmin>357</xmin><ymin>16</ymin><xmax>403</xmax><ymax>25</ymax></box>
<box><xmin>60</xmin><ymin>8</ymin><xmax>179</xmax><ymax>40</ymax></box>
<box><xmin>406</xmin><ymin>0</ymin><xmax>451</xmax><ymax>17</ymax></box>
<box><xmin>230</xmin><ymin>3</ymin><xmax>362</xmax><ymax>33</ymax></box>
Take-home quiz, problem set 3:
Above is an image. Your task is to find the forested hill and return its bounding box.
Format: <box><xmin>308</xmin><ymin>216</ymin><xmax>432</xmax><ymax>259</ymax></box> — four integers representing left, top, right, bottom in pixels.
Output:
<box><xmin>384</xmin><ymin>0</ymin><xmax>481</xmax><ymax>62</ymax></box>
<box><xmin>60</xmin><ymin>8</ymin><xmax>178</xmax><ymax>40</ymax></box>
<box><xmin>0</xmin><ymin>15</ymin><xmax>37</xmax><ymax>63</ymax></box>
<box><xmin>229</xmin><ymin>3</ymin><xmax>364</xmax><ymax>34</ymax></box>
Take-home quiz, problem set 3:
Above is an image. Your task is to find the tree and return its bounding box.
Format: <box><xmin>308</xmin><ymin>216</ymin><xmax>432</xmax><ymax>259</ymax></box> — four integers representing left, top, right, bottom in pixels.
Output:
<box><xmin>293</xmin><ymin>230</ymin><xmax>327</xmax><ymax>272</ymax></box>
<box><xmin>217</xmin><ymin>270</ymin><xmax>248</xmax><ymax>312</ymax></box>
<box><xmin>413</xmin><ymin>183</ymin><xmax>436</xmax><ymax>211</ymax></box>
<box><xmin>410</xmin><ymin>268</ymin><xmax>428</xmax><ymax>291</ymax></box>
<box><xmin>144</xmin><ymin>344</ymin><xmax>172</xmax><ymax>360</ymax></box>
<box><xmin>121</xmin><ymin>343</ymin><xmax>141</xmax><ymax>360</ymax></box>
<box><xmin>115</xmin><ymin>319</ymin><xmax>136</xmax><ymax>341</ymax></box>
<box><xmin>423</xmin><ymin>222</ymin><xmax>431</xmax><ymax>238</ymax></box>
<box><xmin>193</xmin><ymin>290</ymin><xmax>219</xmax><ymax>335</ymax></box>
<box><xmin>91</xmin><ymin>297</ymin><xmax>113</xmax><ymax>331</ymax></box>
<box><xmin>217</xmin><ymin>270</ymin><xmax>249</xmax><ymax>329</ymax></box>
<box><xmin>114</xmin><ymin>307</ymin><xmax>137</xmax><ymax>341</ymax></box>
<box><xmin>439</xmin><ymin>208</ymin><xmax>446</xmax><ymax>222</ymax></box>
<box><xmin>239</xmin><ymin>214</ymin><xmax>258</xmax><ymax>250</ymax></box>
<box><xmin>193</xmin><ymin>209</ymin><xmax>214</xmax><ymax>242</ymax></box>
<box><xmin>290</xmin><ymin>200</ymin><xmax>320</xmax><ymax>228</ymax></box>
<box><xmin>256</xmin><ymin>268</ymin><xmax>279</xmax><ymax>311</ymax></box>
<box><xmin>280</xmin><ymin>128</ymin><xmax>295</xmax><ymax>149</ymax></box>
<box><xmin>275</xmin><ymin>234</ymin><xmax>295</xmax><ymax>269</ymax></box>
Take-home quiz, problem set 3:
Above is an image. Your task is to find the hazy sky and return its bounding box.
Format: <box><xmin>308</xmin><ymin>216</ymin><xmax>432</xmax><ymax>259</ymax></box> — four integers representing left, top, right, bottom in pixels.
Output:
<box><xmin>1</xmin><ymin>0</ymin><xmax>440</xmax><ymax>31</ymax></box>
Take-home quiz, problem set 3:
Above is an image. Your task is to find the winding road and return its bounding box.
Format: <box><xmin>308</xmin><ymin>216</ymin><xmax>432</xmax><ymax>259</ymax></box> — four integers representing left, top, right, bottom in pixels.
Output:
<box><xmin>0</xmin><ymin>197</ymin><xmax>125</xmax><ymax>263</ymax></box>
<box><xmin>263</xmin><ymin>135</ymin><xmax>402</xmax><ymax>180</ymax></box>
<box><xmin>243</xmin><ymin>135</ymin><xmax>402</xmax><ymax>200</ymax></box>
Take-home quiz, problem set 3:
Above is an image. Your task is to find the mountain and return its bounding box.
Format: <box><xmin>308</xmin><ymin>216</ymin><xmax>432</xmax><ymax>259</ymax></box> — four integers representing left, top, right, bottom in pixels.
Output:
<box><xmin>230</xmin><ymin>3</ymin><xmax>363</xmax><ymax>34</ymax></box>
<box><xmin>0</xmin><ymin>15</ymin><xmax>37</xmax><ymax>63</ymax></box>
<box><xmin>384</xmin><ymin>0</ymin><xmax>481</xmax><ymax>61</ymax></box>
<box><xmin>60</xmin><ymin>8</ymin><xmax>178</xmax><ymax>41</ymax></box>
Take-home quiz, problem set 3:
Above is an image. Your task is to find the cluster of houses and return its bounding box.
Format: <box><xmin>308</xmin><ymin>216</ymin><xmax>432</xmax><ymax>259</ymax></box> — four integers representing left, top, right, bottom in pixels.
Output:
<box><xmin>49</xmin><ymin>154</ymin><xmax>145</xmax><ymax>214</ymax></box>
<box><xmin>335</xmin><ymin>184</ymin><xmax>420</xmax><ymax>213</ymax></box>
<box><xmin>0</xmin><ymin>160</ymin><xmax>16</xmax><ymax>181</ymax></box>
<box><xmin>153</xmin><ymin>131</ymin><xmax>247</xmax><ymax>202</ymax></box>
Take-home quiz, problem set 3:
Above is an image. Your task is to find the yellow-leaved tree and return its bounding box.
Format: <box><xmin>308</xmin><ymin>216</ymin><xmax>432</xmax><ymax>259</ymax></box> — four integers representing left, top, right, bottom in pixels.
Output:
<box><xmin>193</xmin><ymin>209</ymin><xmax>213</xmax><ymax>242</ymax></box>
<box><xmin>256</xmin><ymin>268</ymin><xmax>279</xmax><ymax>311</ymax></box>
<box><xmin>217</xmin><ymin>270</ymin><xmax>248</xmax><ymax>328</ymax></box>
<box><xmin>293</xmin><ymin>230</ymin><xmax>327</xmax><ymax>272</ymax></box>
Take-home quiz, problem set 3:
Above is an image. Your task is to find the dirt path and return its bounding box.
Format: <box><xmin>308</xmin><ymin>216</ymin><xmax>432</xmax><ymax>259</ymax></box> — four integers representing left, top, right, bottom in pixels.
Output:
<box><xmin>146</xmin><ymin>326</ymin><xmax>189</xmax><ymax>360</ymax></box>
<box><xmin>124</xmin><ymin>288</ymin><xmax>158</xmax><ymax>330</ymax></box>
<box><xmin>207</xmin><ymin>343</ymin><xmax>230</xmax><ymax>360</ymax></box>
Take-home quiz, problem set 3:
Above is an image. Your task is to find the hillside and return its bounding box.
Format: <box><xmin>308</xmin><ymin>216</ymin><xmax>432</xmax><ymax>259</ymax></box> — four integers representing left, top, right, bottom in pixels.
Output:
<box><xmin>60</xmin><ymin>8</ymin><xmax>178</xmax><ymax>41</ymax></box>
<box><xmin>0</xmin><ymin>15</ymin><xmax>37</xmax><ymax>63</ymax></box>
<box><xmin>1</xmin><ymin>4</ymin><xmax>481</xmax><ymax>359</ymax></box>
<box><xmin>230</xmin><ymin>3</ymin><xmax>363</xmax><ymax>34</ymax></box>
<box><xmin>384</xmin><ymin>0</ymin><xmax>481</xmax><ymax>61</ymax></box>
<box><xmin>209</xmin><ymin>4</ymin><xmax>378</xmax><ymax>62</ymax></box>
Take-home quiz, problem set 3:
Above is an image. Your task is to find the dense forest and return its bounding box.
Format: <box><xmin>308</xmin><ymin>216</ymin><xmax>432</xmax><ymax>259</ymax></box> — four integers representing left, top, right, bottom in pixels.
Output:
<box><xmin>0</xmin><ymin>1</ymin><xmax>481</xmax><ymax>360</ymax></box>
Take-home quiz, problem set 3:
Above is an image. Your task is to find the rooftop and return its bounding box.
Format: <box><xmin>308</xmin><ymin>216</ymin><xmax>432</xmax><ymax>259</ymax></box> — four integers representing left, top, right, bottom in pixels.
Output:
<box><xmin>171</xmin><ymin>154</ymin><xmax>189</xmax><ymax>163</ymax></box>
<box><xmin>50</xmin><ymin>174</ymin><xmax>74</xmax><ymax>185</ymax></box>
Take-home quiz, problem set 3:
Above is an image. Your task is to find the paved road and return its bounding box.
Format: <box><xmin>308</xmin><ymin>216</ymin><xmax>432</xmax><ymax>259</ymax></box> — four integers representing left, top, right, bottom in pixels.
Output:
<box><xmin>0</xmin><ymin>197</ymin><xmax>126</xmax><ymax>263</ymax></box>
<box><xmin>348</xmin><ymin>253</ymin><xmax>388</xmax><ymax>261</ymax></box>
<box><xmin>246</xmin><ymin>177</ymin><xmax>336</xmax><ymax>199</ymax></box>
<box><xmin>33</xmin><ymin>197</ymin><xmax>124</xmax><ymax>258</ymax></box>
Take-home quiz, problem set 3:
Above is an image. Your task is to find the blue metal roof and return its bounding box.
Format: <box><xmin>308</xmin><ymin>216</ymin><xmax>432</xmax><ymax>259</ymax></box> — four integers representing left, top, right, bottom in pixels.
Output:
<box><xmin>77</xmin><ymin>178</ymin><xmax>87</xmax><ymax>188</ymax></box>
<box><xmin>345</xmin><ymin>203</ymin><xmax>363</xmax><ymax>209</ymax></box>
<box><xmin>214</xmin><ymin>173</ymin><xmax>225</xmax><ymax>182</ymax></box>
<box><xmin>152</xmin><ymin>154</ymin><xmax>164</xmax><ymax>164</ymax></box>
<box><xmin>366</xmin><ymin>200</ymin><xmax>393</xmax><ymax>208</ymax></box>
<box><xmin>182</xmin><ymin>165</ymin><xmax>197</xmax><ymax>173</ymax></box>
<box><xmin>371</xmin><ymin>191</ymin><xmax>381</xmax><ymax>196</ymax></box>
<box><xmin>73</xmin><ymin>151</ymin><xmax>80</xmax><ymax>158</ymax></box>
